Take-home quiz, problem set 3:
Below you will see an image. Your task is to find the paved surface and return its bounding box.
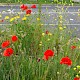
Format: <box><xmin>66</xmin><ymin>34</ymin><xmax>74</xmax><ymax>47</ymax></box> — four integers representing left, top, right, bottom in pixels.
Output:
<box><xmin>0</xmin><ymin>4</ymin><xmax>80</xmax><ymax>37</ymax></box>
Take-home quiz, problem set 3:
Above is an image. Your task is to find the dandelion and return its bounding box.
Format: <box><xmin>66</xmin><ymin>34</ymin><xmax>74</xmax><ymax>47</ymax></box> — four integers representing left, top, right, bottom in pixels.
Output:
<box><xmin>60</xmin><ymin>56</ymin><xmax>72</xmax><ymax>66</ymax></box>
<box><xmin>11</xmin><ymin>35</ymin><xmax>18</xmax><ymax>42</ymax></box>
<box><xmin>43</xmin><ymin>49</ymin><xmax>54</xmax><ymax>60</ymax></box>
<box><xmin>3</xmin><ymin>48</ymin><xmax>14</xmax><ymax>57</ymax></box>
<box><xmin>5</xmin><ymin>16</ymin><xmax>9</xmax><ymax>20</ymax></box>
<box><xmin>1</xmin><ymin>40</ymin><xmax>10</xmax><ymax>48</ymax></box>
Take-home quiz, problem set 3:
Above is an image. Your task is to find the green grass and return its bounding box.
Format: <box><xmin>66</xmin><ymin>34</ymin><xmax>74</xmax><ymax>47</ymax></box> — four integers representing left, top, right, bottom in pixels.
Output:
<box><xmin>0</xmin><ymin>0</ymin><xmax>80</xmax><ymax>5</ymax></box>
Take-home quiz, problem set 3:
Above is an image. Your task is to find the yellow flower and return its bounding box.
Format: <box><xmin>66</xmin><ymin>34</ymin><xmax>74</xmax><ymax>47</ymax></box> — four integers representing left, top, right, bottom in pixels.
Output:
<box><xmin>37</xmin><ymin>18</ymin><xmax>40</xmax><ymax>21</ymax></box>
<box><xmin>5</xmin><ymin>16</ymin><xmax>9</xmax><ymax>19</ymax></box>
<box><xmin>49</xmin><ymin>15</ymin><xmax>50</xmax><ymax>16</ymax></box>
<box><xmin>64</xmin><ymin>26</ymin><xmax>66</xmax><ymax>29</ymax></box>
<box><xmin>48</xmin><ymin>32</ymin><xmax>52</xmax><ymax>36</ymax></box>
<box><xmin>72</xmin><ymin>3</ymin><xmax>73</xmax><ymax>6</ymax></box>
<box><xmin>41</xmin><ymin>24</ymin><xmax>44</xmax><ymax>26</ymax></box>
<box><xmin>16</xmin><ymin>16</ymin><xmax>20</xmax><ymax>19</ymax></box>
<box><xmin>0</xmin><ymin>15</ymin><xmax>2</xmax><ymax>18</ymax></box>
<box><xmin>40</xmin><ymin>41</ymin><xmax>42</xmax><ymax>44</ymax></box>
<box><xmin>73</xmin><ymin>68</ymin><xmax>76</xmax><ymax>70</ymax></box>
<box><xmin>59</xmin><ymin>27</ymin><xmax>63</xmax><ymax>30</ymax></box>
<box><xmin>77</xmin><ymin>65</ymin><xmax>80</xmax><ymax>69</ymax></box>
<box><xmin>42</xmin><ymin>33</ymin><xmax>45</xmax><ymax>36</ymax></box>
<box><xmin>22</xmin><ymin>17</ymin><xmax>27</xmax><ymax>21</ymax></box>
<box><xmin>78</xmin><ymin>46</ymin><xmax>80</xmax><ymax>49</ymax></box>
<box><xmin>26</xmin><ymin>14</ymin><xmax>30</xmax><ymax>16</ymax></box>
<box><xmin>59</xmin><ymin>15</ymin><xmax>63</xmax><ymax>19</ymax></box>
<box><xmin>79</xmin><ymin>71</ymin><xmax>80</xmax><ymax>73</ymax></box>
<box><xmin>18</xmin><ymin>12</ymin><xmax>20</xmax><ymax>14</ymax></box>
<box><xmin>47</xmin><ymin>38</ymin><xmax>50</xmax><ymax>41</ymax></box>
<box><xmin>14</xmin><ymin>17</ymin><xmax>17</xmax><ymax>20</ymax></box>
<box><xmin>10</xmin><ymin>18</ymin><xmax>14</xmax><ymax>22</ymax></box>
<box><xmin>39</xmin><ymin>44</ymin><xmax>42</xmax><ymax>46</ymax></box>
<box><xmin>76</xmin><ymin>74</ymin><xmax>79</xmax><ymax>77</ymax></box>
<box><xmin>57</xmin><ymin>72</ymin><xmax>60</xmax><ymax>74</ymax></box>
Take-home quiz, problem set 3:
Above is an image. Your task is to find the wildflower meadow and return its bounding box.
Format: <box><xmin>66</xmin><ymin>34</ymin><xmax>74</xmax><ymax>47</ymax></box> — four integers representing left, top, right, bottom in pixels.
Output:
<box><xmin>0</xmin><ymin>1</ymin><xmax>80</xmax><ymax>80</ymax></box>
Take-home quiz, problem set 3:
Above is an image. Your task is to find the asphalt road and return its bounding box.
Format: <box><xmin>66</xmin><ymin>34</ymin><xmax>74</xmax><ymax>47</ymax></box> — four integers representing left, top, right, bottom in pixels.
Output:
<box><xmin>0</xmin><ymin>4</ymin><xmax>80</xmax><ymax>37</ymax></box>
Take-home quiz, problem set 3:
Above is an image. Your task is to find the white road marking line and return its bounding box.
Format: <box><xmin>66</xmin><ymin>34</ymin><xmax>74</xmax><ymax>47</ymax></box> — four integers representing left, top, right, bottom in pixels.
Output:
<box><xmin>70</xmin><ymin>18</ymin><xmax>74</xmax><ymax>21</ymax></box>
<box><xmin>42</xmin><ymin>24</ymin><xmax>80</xmax><ymax>25</ymax></box>
<box><xmin>0</xmin><ymin>12</ymin><xmax>39</xmax><ymax>14</ymax></box>
<box><xmin>0</xmin><ymin>24</ymin><xmax>12</xmax><ymax>25</ymax></box>
<box><xmin>0</xmin><ymin>11</ymin><xmax>79</xmax><ymax>14</ymax></box>
<box><xmin>0</xmin><ymin>5</ymin><xmax>80</xmax><ymax>8</ymax></box>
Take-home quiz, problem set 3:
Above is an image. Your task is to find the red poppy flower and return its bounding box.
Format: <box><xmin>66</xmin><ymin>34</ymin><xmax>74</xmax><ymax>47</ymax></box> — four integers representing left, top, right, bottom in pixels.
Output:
<box><xmin>60</xmin><ymin>56</ymin><xmax>72</xmax><ymax>66</ymax></box>
<box><xmin>22</xmin><ymin>5</ymin><xmax>28</xmax><ymax>10</ymax></box>
<box><xmin>45</xmin><ymin>30</ymin><xmax>49</xmax><ymax>34</ymax></box>
<box><xmin>31</xmin><ymin>4</ymin><xmax>36</xmax><ymax>8</ymax></box>
<box><xmin>1</xmin><ymin>40</ymin><xmax>10</xmax><ymax>48</ymax></box>
<box><xmin>43</xmin><ymin>49</ymin><xmax>54</xmax><ymax>60</ymax></box>
<box><xmin>71</xmin><ymin>45</ymin><xmax>76</xmax><ymax>50</ymax></box>
<box><xmin>74</xmin><ymin>77</ymin><xmax>80</xmax><ymax>80</ymax></box>
<box><xmin>11</xmin><ymin>35</ymin><xmax>18</xmax><ymax>42</ymax></box>
<box><xmin>20</xmin><ymin>4</ymin><xmax>28</xmax><ymax>10</ymax></box>
<box><xmin>3</xmin><ymin>48</ymin><xmax>14</xmax><ymax>57</ymax></box>
<box><xmin>43</xmin><ymin>55</ymin><xmax>50</xmax><ymax>60</ymax></box>
<box><xmin>20</xmin><ymin>4</ymin><xmax>25</xmax><ymax>9</ymax></box>
<box><xmin>26</xmin><ymin>9</ymin><xmax>32</xmax><ymax>14</ymax></box>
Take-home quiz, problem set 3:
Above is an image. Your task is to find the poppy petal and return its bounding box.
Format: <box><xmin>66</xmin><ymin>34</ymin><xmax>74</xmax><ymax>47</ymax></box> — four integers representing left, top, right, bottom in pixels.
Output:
<box><xmin>11</xmin><ymin>35</ymin><xmax>18</xmax><ymax>42</ymax></box>
<box><xmin>26</xmin><ymin>10</ymin><xmax>32</xmax><ymax>14</ymax></box>
<box><xmin>3</xmin><ymin>48</ymin><xmax>14</xmax><ymax>57</ymax></box>
<box><xmin>1</xmin><ymin>40</ymin><xmax>10</xmax><ymax>48</ymax></box>
<box><xmin>31</xmin><ymin>4</ymin><xmax>36</xmax><ymax>8</ymax></box>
